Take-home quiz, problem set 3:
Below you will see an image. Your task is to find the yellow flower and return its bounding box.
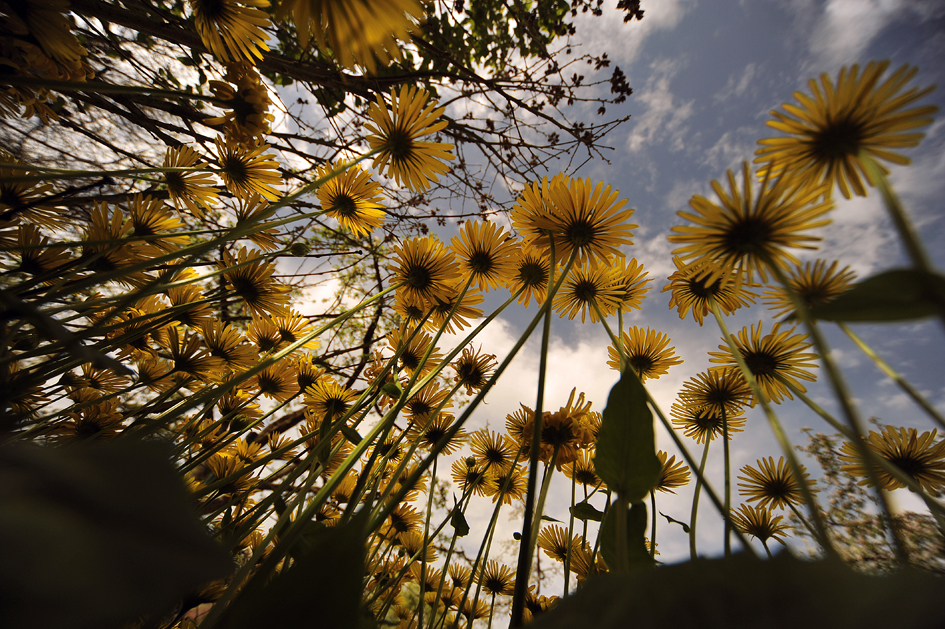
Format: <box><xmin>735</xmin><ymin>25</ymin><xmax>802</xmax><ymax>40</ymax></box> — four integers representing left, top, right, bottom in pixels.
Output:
<box><xmin>512</xmin><ymin>175</ymin><xmax>636</xmax><ymax>266</ymax></box>
<box><xmin>425</xmin><ymin>285</ymin><xmax>484</xmax><ymax>334</ymax></box>
<box><xmin>537</xmin><ymin>525</ymin><xmax>577</xmax><ymax>562</ymax></box>
<box><xmin>476</xmin><ymin>561</ymin><xmax>515</xmax><ymax>597</ymax></box>
<box><xmin>562</xmin><ymin>449</ymin><xmax>603</xmax><ymax>489</ymax></box>
<box><xmin>304</xmin><ymin>378</ymin><xmax>357</xmax><ymax>421</ymax></box>
<box><xmin>234</xmin><ymin>194</ymin><xmax>280</xmax><ymax>251</ymax></box>
<box><xmin>450</xmin><ymin>220</ymin><xmax>518</xmax><ymax>292</ymax></box>
<box><xmin>609</xmin><ymin>256</ymin><xmax>651</xmax><ymax>312</ymax></box>
<box><xmin>451</xmin><ymin>458</ymin><xmax>489</xmax><ymax>497</ymax></box>
<box><xmin>251</xmin><ymin>361</ymin><xmax>299</xmax><ymax>401</ymax></box>
<box><xmin>552</xmin><ymin>261</ymin><xmax>622</xmax><ymax>323</ymax></box>
<box><xmin>730</xmin><ymin>504</ymin><xmax>790</xmax><ymax>546</ymax></box>
<box><xmin>163</xmin><ymin>145</ymin><xmax>220</xmax><ymax>216</ymax></box>
<box><xmin>708</xmin><ymin>322</ymin><xmax>819</xmax><ymax>405</ymax></box>
<box><xmin>738</xmin><ymin>456</ymin><xmax>816</xmax><ymax>510</ymax></box>
<box><xmin>191</xmin><ymin>0</ymin><xmax>271</xmax><ymax>64</ymax></box>
<box><xmin>0</xmin><ymin>161</ymin><xmax>63</xmax><ymax>229</ymax></box>
<box><xmin>403</xmin><ymin>383</ymin><xmax>452</xmax><ymax>423</ymax></box>
<box><xmin>314</xmin><ymin>161</ymin><xmax>386</xmax><ymax>236</ymax></box>
<box><xmin>276</xmin><ymin>0</ymin><xmax>421</xmax><ymax>72</ymax></box>
<box><xmin>452</xmin><ymin>346</ymin><xmax>497</xmax><ymax>395</ymax></box>
<box><xmin>839</xmin><ymin>426</ymin><xmax>945</xmax><ymax>494</ymax></box>
<box><xmin>484</xmin><ymin>463</ymin><xmax>528</xmax><ymax>504</ymax></box>
<box><xmin>505</xmin><ymin>245</ymin><xmax>550</xmax><ymax>308</ymax></box>
<box><xmin>669</xmin><ymin>162</ymin><xmax>833</xmax><ymax>284</ymax></box>
<box><xmin>366</xmin><ymin>86</ymin><xmax>455</xmax><ymax>192</ymax></box>
<box><xmin>389</xmin><ymin>236</ymin><xmax>461</xmax><ymax>303</ymax></box>
<box><xmin>201</xmin><ymin>321</ymin><xmax>258</xmax><ymax>371</ymax></box>
<box><xmin>127</xmin><ymin>194</ymin><xmax>187</xmax><ymax>256</ymax></box>
<box><xmin>159</xmin><ymin>326</ymin><xmax>226</xmax><ymax>384</ymax></box>
<box><xmin>670</xmin><ymin>401</ymin><xmax>746</xmax><ymax>444</ymax></box>
<box><xmin>655</xmin><ymin>450</ymin><xmax>691</xmax><ymax>494</ymax></box>
<box><xmin>387</xmin><ymin>326</ymin><xmax>443</xmax><ymax>376</ymax></box>
<box><xmin>214</xmin><ymin>137</ymin><xmax>282</xmax><ymax>201</ymax></box>
<box><xmin>405</xmin><ymin>412</ymin><xmax>467</xmax><ymax>455</ymax></box>
<box><xmin>677</xmin><ymin>368</ymin><xmax>753</xmax><ymax>418</ymax></box>
<box><xmin>755</xmin><ymin>61</ymin><xmax>939</xmax><ymax>199</ymax></box>
<box><xmin>5</xmin><ymin>224</ymin><xmax>71</xmax><ymax>276</ymax></box>
<box><xmin>220</xmin><ymin>247</ymin><xmax>290</xmax><ymax>317</ymax></box>
<box><xmin>470</xmin><ymin>429</ymin><xmax>517</xmax><ymax>472</ymax></box>
<box><xmin>762</xmin><ymin>259</ymin><xmax>856</xmax><ymax>319</ymax></box>
<box><xmin>606</xmin><ymin>327</ymin><xmax>683</xmax><ymax>381</ymax></box>
<box><xmin>662</xmin><ymin>256</ymin><xmax>757</xmax><ymax>326</ymax></box>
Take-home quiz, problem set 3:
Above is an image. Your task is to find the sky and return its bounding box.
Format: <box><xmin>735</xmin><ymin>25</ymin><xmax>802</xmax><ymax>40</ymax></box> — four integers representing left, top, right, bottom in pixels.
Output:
<box><xmin>424</xmin><ymin>0</ymin><xmax>945</xmax><ymax>572</ymax></box>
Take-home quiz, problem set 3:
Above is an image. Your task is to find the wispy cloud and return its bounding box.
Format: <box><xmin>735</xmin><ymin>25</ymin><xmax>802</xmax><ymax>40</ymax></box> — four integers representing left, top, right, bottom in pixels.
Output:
<box><xmin>626</xmin><ymin>59</ymin><xmax>695</xmax><ymax>153</ymax></box>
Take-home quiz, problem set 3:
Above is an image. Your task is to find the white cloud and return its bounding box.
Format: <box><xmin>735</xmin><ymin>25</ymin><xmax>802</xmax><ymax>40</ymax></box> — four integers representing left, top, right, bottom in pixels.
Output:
<box><xmin>713</xmin><ymin>63</ymin><xmax>758</xmax><ymax>104</ymax></box>
<box><xmin>626</xmin><ymin>59</ymin><xmax>695</xmax><ymax>153</ymax></box>
<box><xmin>572</xmin><ymin>0</ymin><xmax>694</xmax><ymax>65</ymax></box>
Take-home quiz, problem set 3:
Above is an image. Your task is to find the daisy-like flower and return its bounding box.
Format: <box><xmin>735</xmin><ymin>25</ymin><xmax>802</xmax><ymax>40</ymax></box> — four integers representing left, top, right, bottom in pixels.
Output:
<box><xmin>537</xmin><ymin>525</ymin><xmax>577</xmax><ymax>563</ymax></box>
<box><xmin>425</xmin><ymin>285</ymin><xmax>484</xmax><ymax>334</ymax></box>
<box><xmin>755</xmin><ymin>61</ymin><xmax>939</xmax><ymax>199</ymax></box>
<box><xmin>562</xmin><ymin>449</ymin><xmax>603</xmax><ymax>489</ymax></box>
<box><xmin>315</xmin><ymin>161</ymin><xmax>386</xmax><ymax>236</ymax></box>
<box><xmin>606</xmin><ymin>327</ymin><xmax>684</xmax><ymax>382</ymax></box>
<box><xmin>392</xmin><ymin>291</ymin><xmax>428</xmax><ymax>327</ymax></box>
<box><xmin>520</xmin><ymin>408</ymin><xmax>582</xmax><ymax>468</ymax></box>
<box><xmin>127</xmin><ymin>194</ymin><xmax>187</xmax><ymax>256</ymax></box>
<box><xmin>6</xmin><ymin>224</ymin><xmax>71</xmax><ymax>276</ymax></box>
<box><xmin>738</xmin><ymin>456</ymin><xmax>816</xmax><ymax>510</ymax></box>
<box><xmin>214</xmin><ymin>137</ymin><xmax>282</xmax><ymax>201</ymax></box>
<box><xmin>609</xmin><ymin>256</ymin><xmax>651</xmax><ymax>312</ymax></box>
<box><xmin>670</xmin><ymin>401</ymin><xmax>746</xmax><ymax>444</ymax></box>
<box><xmin>677</xmin><ymin>368</ymin><xmax>753</xmax><ymax>418</ymax></box>
<box><xmin>380</xmin><ymin>503</ymin><xmax>423</xmax><ymax>541</ymax></box>
<box><xmin>452</xmin><ymin>346</ymin><xmax>497</xmax><ymax>395</ymax></box>
<box><xmin>662</xmin><ymin>256</ymin><xmax>757</xmax><ymax>326</ymax></box>
<box><xmin>247</xmin><ymin>314</ymin><xmax>283</xmax><ymax>353</ymax></box>
<box><xmin>201</xmin><ymin>321</ymin><xmax>257</xmax><ymax>371</ymax></box>
<box><xmin>450</xmin><ymin>220</ymin><xmax>518</xmax><ymax>292</ymax></box>
<box><xmin>270</xmin><ymin>309</ymin><xmax>320</xmax><ymax>350</ymax></box>
<box><xmin>366</xmin><ymin>86</ymin><xmax>455</xmax><ymax>192</ymax></box>
<box><xmin>221</xmin><ymin>247</ymin><xmax>290</xmax><ymax>317</ymax></box>
<box><xmin>553</xmin><ymin>261</ymin><xmax>623</xmax><ymax>323</ymax></box>
<box><xmin>708</xmin><ymin>322</ymin><xmax>819</xmax><ymax>405</ymax></box>
<box><xmin>0</xmin><ymin>158</ymin><xmax>65</xmax><ymax>229</ymax></box>
<box><xmin>81</xmin><ymin>202</ymin><xmax>143</xmax><ymax>279</ymax></box>
<box><xmin>387</xmin><ymin>326</ymin><xmax>443</xmax><ymax>376</ymax></box>
<box><xmin>163</xmin><ymin>145</ymin><xmax>219</xmax><ymax>216</ymax></box>
<box><xmin>305</xmin><ymin>378</ymin><xmax>357</xmax><ymax>421</ymax></box>
<box><xmin>190</xmin><ymin>0</ymin><xmax>271</xmax><ymax>64</ymax></box>
<box><xmin>292</xmin><ymin>352</ymin><xmax>325</xmax><ymax>391</ymax></box>
<box><xmin>389</xmin><ymin>236</ymin><xmax>461</xmax><ymax>303</ymax></box>
<box><xmin>205</xmin><ymin>69</ymin><xmax>274</xmax><ymax>144</ymax></box>
<box><xmin>251</xmin><ymin>361</ymin><xmax>298</xmax><ymax>401</ymax></box>
<box><xmin>451</xmin><ymin>458</ymin><xmax>489</xmax><ymax>497</ymax></box>
<box><xmin>234</xmin><ymin>194</ymin><xmax>280</xmax><ymax>252</ymax></box>
<box><xmin>513</xmin><ymin>175</ymin><xmax>637</xmax><ymax>266</ymax></box>
<box><xmin>839</xmin><ymin>426</ymin><xmax>945</xmax><ymax>495</ymax></box>
<box><xmin>730</xmin><ymin>503</ymin><xmax>790</xmax><ymax>547</ymax></box>
<box><xmin>166</xmin><ymin>280</ymin><xmax>214</xmax><ymax>329</ymax></box>
<box><xmin>403</xmin><ymin>383</ymin><xmax>452</xmax><ymax>423</ymax></box>
<box><xmin>216</xmin><ymin>389</ymin><xmax>263</xmax><ymax>432</ymax></box>
<box><xmin>505</xmin><ymin>245</ymin><xmax>551</xmax><ymax>308</ymax></box>
<box><xmin>160</xmin><ymin>326</ymin><xmax>226</xmax><ymax>384</ymax></box>
<box><xmin>276</xmin><ymin>0</ymin><xmax>421</xmax><ymax>72</ymax></box>
<box><xmin>668</xmin><ymin>162</ymin><xmax>834</xmax><ymax>284</ymax></box>
<box><xmin>470</xmin><ymin>429</ymin><xmax>516</xmax><ymax>472</ymax></box>
<box><xmin>655</xmin><ymin>450</ymin><xmax>691</xmax><ymax>494</ymax></box>
<box><xmin>762</xmin><ymin>259</ymin><xmax>856</xmax><ymax>319</ymax></box>
<box><xmin>405</xmin><ymin>412</ymin><xmax>467</xmax><ymax>455</ymax></box>
<box><xmin>476</xmin><ymin>561</ymin><xmax>515</xmax><ymax>597</ymax></box>
<box><xmin>484</xmin><ymin>463</ymin><xmax>528</xmax><ymax>505</ymax></box>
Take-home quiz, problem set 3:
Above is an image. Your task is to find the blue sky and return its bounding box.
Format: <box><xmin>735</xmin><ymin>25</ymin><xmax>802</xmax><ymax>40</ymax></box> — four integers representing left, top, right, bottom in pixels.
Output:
<box><xmin>440</xmin><ymin>0</ymin><xmax>945</xmax><ymax>568</ymax></box>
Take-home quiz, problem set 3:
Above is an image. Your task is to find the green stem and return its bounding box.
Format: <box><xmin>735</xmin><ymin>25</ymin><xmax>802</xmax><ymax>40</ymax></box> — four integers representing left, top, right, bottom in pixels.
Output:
<box><xmin>689</xmin><ymin>438</ymin><xmax>711</xmax><ymax>560</ymax></box>
<box><xmin>649</xmin><ymin>491</ymin><xmax>657</xmax><ymax>560</ymax></box>
<box><xmin>722</xmin><ymin>405</ymin><xmax>732</xmax><ymax>558</ymax></box>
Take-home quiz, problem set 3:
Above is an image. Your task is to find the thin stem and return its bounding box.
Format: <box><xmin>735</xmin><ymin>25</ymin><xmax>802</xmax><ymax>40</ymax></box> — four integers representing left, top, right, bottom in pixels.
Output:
<box><xmin>649</xmin><ymin>491</ymin><xmax>657</xmax><ymax>560</ymax></box>
<box><xmin>689</xmin><ymin>439</ymin><xmax>711</xmax><ymax>560</ymax></box>
<box><xmin>722</xmin><ymin>405</ymin><xmax>732</xmax><ymax>558</ymax></box>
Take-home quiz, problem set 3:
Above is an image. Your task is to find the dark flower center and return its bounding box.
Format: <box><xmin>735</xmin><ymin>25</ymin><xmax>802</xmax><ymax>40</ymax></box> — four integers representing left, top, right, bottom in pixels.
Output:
<box><xmin>384</xmin><ymin>128</ymin><xmax>414</xmax><ymax>162</ymax></box>
<box><xmin>572</xmin><ymin>279</ymin><xmax>598</xmax><ymax>303</ymax></box>
<box><xmin>812</xmin><ymin>116</ymin><xmax>864</xmax><ymax>161</ymax></box>
<box><xmin>628</xmin><ymin>354</ymin><xmax>654</xmax><ymax>375</ymax></box>
<box><xmin>724</xmin><ymin>216</ymin><xmax>773</xmax><ymax>256</ymax></box>
<box><xmin>743</xmin><ymin>350</ymin><xmax>779</xmax><ymax>377</ymax></box>
<box><xmin>518</xmin><ymin>261</ymin><xmax>548</xmax><ymax>288</ymax></box>
<box><xmin>565</xmin><ymin>218</ymin><xmax>595</xmax><ymax>248</ymax></box>
<box><xmin>405</xmin><ymin>263</ymin><xmax>433</xmax><ymax>290</ymax></box>
<box><xmin>468</xmin><ymin>250</ymin><xmax>494</xmax><ymax>274</ymax></box>
<box><xmin>331</xmin><ymin>193</ymin><xmax>358</xmax><ymax>217</ymax></box>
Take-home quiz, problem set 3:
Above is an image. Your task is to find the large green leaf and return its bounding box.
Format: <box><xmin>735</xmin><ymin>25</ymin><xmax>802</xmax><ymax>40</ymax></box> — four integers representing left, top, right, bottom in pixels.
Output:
<box><xmin>570</xmin><ymin>500</ymin><xmax>604</xmax><ymax>522</ymax></box>
<box><xmin>0</xmin><ymin>441</ymin><xmax>233</xmax><ymax>629</ymax></box>
<box><xmin>219</xmin><ymin>510</ymin><xmax>369</xmax><ymax>629</ymax></box>
<box><xmin>593</xmin><ymin>369</ymin><xmax>661</xmax><ymax>502</ymax></box>
<box><xmin>528</xmin><ymin>552</ymin><xmax>945</xmax><ymax>629</ymax></box>
<box><xmin>599</xmin><ymin>501</ymin><xmax>653</xmax><ymax>572</ymax></box>
<box><xmin>809</xmin><ymin>269</ymin><xmax>945</xmax><ymax>322</ymax></box>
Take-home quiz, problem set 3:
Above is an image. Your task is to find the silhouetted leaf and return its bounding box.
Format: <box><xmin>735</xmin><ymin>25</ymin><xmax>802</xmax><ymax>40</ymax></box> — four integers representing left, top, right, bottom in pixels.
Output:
<box><xmin>220</xmin><ymin>510</ymin><xmax>369</xmax><ymax>629</ymax></box>
<box><xmin>527</xmin><ymin>552</ymin><xmax>945</xmax><ymax>629</ymax></box>
<box><xmin>0</xmin><ymin>441</ymin><xmax>232</xmax><ymax>629</ymax></box>
<box><xmin>451</xmin><ymin>502</ymin><xmax>470</xmax><ymax>537</ymax></box>
<box><xmin>660</xmin><ymin>511</ymin><xmax>690</xmax><ymax>533</ymax></box>
<box><xmin>341</xmin><ymin>425</ymin><xmax>363</xmax><ymax>445</ymax></box>
<box><xmin>599</xmin><ymin>502</ymin><xmax>653</xmax><ymax>572</ymax></box>
<box><xmin>594</xmin><ymin>369</ymin><xmax>660</xmax><ymax>502</ymax></box>
<box><xmin>570</xmin><ymin>500</ymin><xmax>604</xmax><ymax>522</ymax></box>
<box><xmin>809</xmin><ymin>269</ymin><xmax>945</xmax><ymax>322</ymax></box>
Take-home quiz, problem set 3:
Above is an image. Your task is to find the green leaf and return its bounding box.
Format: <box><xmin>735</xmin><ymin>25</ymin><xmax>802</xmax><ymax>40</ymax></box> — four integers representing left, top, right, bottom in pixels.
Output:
<box><xmin>660</xmin><ymin>511</ymin><xmax>690</xmax><ymax>533</ymax></box>
<box><xmin>570</xmin><ymin>501</ymin><xmax>604</xmax><ymax>522</ymax></box>
<box><xmin>593</xmin><ymin>369</ymin><xmax>661</xmax><ymax>501</ymax></box>
<box><xmin>219</xmin><ymin>510</ymin><xmax>369</xmax><ymax>629</ymax></box>
<box><xmin>540</xmin><ymin>514</ymin><xmax>562</xmax><ymax>523</ymax></box>
<box><xmin>808</xmin><ymin>269</ymin><xmax>945</xmax><ymax>322</ymax></box>
<box><xmin>0</xmin><ymin>441</ymin><xmax>232</xmax><ymax>629</ymax></box>
<box><xmin>341</xmin><ymin>425</ymin><xmax>363</xmax><ymax>445</ymax></box>
<box><xmin>526</xmin><ymin>553</ymin><xmax>945</xmax><ymax>629</ymax></box>
<box><xmin>381</xmin><ymin>381</ymin><xmax>403</xmax><ymax>399</ymax></box>
<box><xmin>599</xmin><ymin>502</ymin><xmax>653</xmax><ymax>573</ymax></box>
<box><xmin>450</xmin><ymin>497</ymin><xmax>470</xmax><ymax>537</ymax></box>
